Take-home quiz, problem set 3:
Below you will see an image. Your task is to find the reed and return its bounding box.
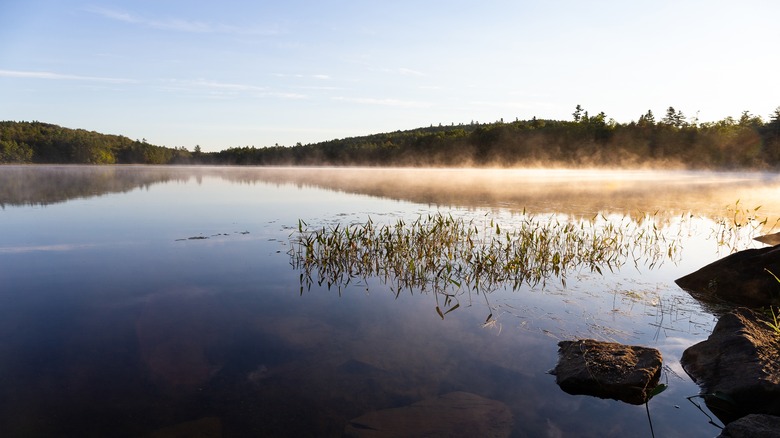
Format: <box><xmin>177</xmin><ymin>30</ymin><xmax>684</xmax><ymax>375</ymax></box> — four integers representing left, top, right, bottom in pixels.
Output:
<box><xmin>712</xmin><ymin>200</ymin><xmax>780</xmax><ymax>252</ymax></box>
<box><xmin>761</xmin><ymin>269</ymin><xmax>780</xmax><ymax>335</ymax></box>
<box><xmin>289</xmin><ymin>211</ymin><xmax>683</xmax><ymax>318</ymax></box>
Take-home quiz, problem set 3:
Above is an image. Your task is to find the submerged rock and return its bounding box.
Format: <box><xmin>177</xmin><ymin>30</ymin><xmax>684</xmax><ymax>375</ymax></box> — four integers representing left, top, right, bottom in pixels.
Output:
<box><xmin>718</xmin><ymin>414</ymin><xmax>780</xmax><ymax>438</ymax></box>
<box><xmin>552</xmin><ymin>339</ymin><xmax>662</xmax><ymax>405</ymax></box>
<box><xmin>344</xmin><ymin>391</ymin><xmax>513</xmax><ymax>438</ymax></box>
<box><xmin>681</xmin><ymin>308</ymin><xmax>780</xmax><ymax>424</ymax></box>
<box><xmin>150</xmin><ymin>416</ymin><xmax>222</xmax><ymax>438</ymax></box>
<box><xmin>675</xmin><ymin>245</ymin><xmax>780</xmax><ymax>308</ymax></box>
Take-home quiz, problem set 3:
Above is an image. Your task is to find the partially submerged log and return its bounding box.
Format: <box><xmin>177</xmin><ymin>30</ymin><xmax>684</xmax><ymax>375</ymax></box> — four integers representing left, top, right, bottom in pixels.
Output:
<box><xmin>552</xmin><ymin>339</ymin><xmax>662</xmax><ymax>405</ymax></box>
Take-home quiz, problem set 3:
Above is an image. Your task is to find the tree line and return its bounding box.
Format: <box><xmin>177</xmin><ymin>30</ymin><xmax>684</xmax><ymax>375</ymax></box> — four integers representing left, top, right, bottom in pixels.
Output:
<box><xmin>0</xmin><ymin>121</ymin><xmax>192</xmax><ymax>165</ymax></box>
<box><xmin>3</xmin><ymin>106</ymin><xmax>780</xmax><ymax>168</ymax></box>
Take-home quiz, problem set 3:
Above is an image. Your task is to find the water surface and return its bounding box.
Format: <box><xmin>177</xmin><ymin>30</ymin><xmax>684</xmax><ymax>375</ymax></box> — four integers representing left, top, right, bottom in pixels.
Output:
<box><xmin>2</xmin><ymin>165</ymin><xmax>780</xmax><ymax>437</ymax></box>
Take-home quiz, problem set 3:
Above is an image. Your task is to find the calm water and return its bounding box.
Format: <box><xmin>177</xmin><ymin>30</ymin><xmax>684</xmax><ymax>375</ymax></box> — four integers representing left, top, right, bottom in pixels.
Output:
<box><xmin>2</xmin><ymin>165</ymin><xmax>780</xmax><ymax>437</ymax></box>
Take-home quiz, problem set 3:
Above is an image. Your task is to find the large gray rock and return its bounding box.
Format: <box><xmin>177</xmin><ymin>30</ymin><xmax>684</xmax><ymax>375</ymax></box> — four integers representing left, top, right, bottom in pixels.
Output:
<box><xmin>675</xmin><ymin>246</ymin><xmax>780</xmax><ymax>308</ymax></box>
<box><xmin>344</xmin><ymin>391</ymin><xmax>513</xmax><ymax>438</ymax></box>
<box><xmin>552</xmin><ymin>339</ymin><xmax>662</xmax><ymax>405</ymax></box>
<box><xmin>682</xmin><ymin>308</ymin><xmax>780</xmax><ymax>424</ymax></box>
<box><xmin>718</xmin><ymin>414</ymin><xmax>780</xmax><ymax>438</ymax></box>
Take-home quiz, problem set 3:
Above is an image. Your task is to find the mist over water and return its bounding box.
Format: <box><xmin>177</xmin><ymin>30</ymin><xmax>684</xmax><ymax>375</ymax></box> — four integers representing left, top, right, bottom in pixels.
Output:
<box><xmin>1</xmin><ymin>165</ymin><xmax>778</xmax><ymax>436</ymax></box>
<box><xmin>4</xmin><ymin>165</ymin><xmax>780</xmax><ymax>221</ymax></box>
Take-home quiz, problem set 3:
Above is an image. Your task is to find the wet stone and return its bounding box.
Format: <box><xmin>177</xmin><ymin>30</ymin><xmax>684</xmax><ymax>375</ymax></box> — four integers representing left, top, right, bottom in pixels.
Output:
<box><xmin>675</xmin><ymin>245</ymin><xmax>780</xmax><ymax>308</ymax></box>
<box><xmin>150</xmin><ymin>416</ymin><xmax>222</xmax><ymax>438</ymax></box>
<box><xmin>718</xmin><ymin>414</ymin><xmax>780</xmax><ymax>438</ymax></box>
<box><xmin>344</xmin><ymin>391</ymin><xmax>513</xmax><ymax>438</ymax></box>
<box><xmin>553</xmin><ymin>339</ymin><xmax>662</xmax><ymax>405</ymax></box>
<box><xmin>681</xmin><ymin>308</ymin><xmax>780</xmax><ymax>424</ymax></box>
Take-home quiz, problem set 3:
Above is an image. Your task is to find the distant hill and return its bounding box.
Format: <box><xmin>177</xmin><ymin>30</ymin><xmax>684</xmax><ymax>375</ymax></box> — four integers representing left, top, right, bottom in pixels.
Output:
<box><xmin>3</xmin><ymin>106</ymin><xmax>780</xmax><ymax>168</ymax></box>
<box><xmin>205</xmin><ymin>106</ymin><xmax>780</xmax><ymax>169</ymax></box>
<box><xmin>0</xmin><ymin>121</ymin><xmax>190</xmax><ymax>164</ymax></box>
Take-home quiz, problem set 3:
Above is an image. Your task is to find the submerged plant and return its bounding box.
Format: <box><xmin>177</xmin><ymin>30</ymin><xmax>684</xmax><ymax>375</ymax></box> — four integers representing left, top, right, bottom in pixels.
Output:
<box><xmin>289</xmin><ymin>211</ymin><xmax>683</xmax><ymax>318</ymax></box>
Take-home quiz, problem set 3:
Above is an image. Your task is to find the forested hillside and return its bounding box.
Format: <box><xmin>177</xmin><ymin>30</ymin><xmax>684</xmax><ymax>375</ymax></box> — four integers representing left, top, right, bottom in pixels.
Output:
<box><xmin>3</xmin><ymin>105</ymin><xmax>780</xmax><ymax>168</ymax></box>
<box><xmin>207</xmin><ymin>106</ymin><xmax>780</xmax><ymax>168</ymax></box>
<box><xmin>0</xmin><ymin>121</ymin><xmax>191</xmax><ymax>164</ymax></box>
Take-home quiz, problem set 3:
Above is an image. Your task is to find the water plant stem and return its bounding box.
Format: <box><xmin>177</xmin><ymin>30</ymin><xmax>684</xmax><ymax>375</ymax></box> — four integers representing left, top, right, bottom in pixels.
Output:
<box><xmin>290</xmin><ymin>211</ymin><xmax>683</xmax><ymax>317</ymax></box>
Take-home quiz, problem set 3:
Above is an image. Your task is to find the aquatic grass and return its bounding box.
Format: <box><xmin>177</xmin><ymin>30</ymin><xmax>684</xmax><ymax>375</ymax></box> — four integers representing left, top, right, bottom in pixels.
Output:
<box><xmin>761</xmin><ymin>269</ymin><xmax>780</xmax><ymax>335</ymax></box>
<box><xmin>289</xmin><ymin>211</ymin><xmax>684</xmax><ymax>318</ymax></box>
<box><xmin>712</xmin><ymin>200</ymin><xmax>780</xmax><ymax>252</ymax></box>
<box><xmin>762</xmin><ymin>306</ymin><xmax>780</xmax><ymax>336</ymax></box>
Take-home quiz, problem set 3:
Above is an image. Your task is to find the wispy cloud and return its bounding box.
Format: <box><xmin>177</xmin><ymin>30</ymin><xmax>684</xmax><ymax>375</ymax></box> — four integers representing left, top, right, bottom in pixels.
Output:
<box><xmin>271</xmin><ymin>92</ymin><xmax>307</xmax><ymax>100</ymax></box>
<box><xmin>297</xmin><ymin>85</ymin><xmax>342</xmax><ymax>91</ymax></box>
<box><xmin>0</xmin><ymin>69</ymin><xmax>136</xmax><ymax>84</ymax></box>
<box><xmin>88</xmin><ymin>8</ymin><xmax>137</xmax><ymax>25</ymax></box>
<box><xmin>365</xmin><ymin>66</ymin><xmax>426</xmax><ymax>77</ymax></box>
<box><xmin>187</xmin><ymin>79</ymin><xmax>268</xmax><ymax>92</ymax></box>
<box><xmin>273</xmin><ymin>73</ymin><xmax>331</xmax><ymax>80</ymax></box>
<box><xmin>398</xmin><ymin>68</ymin><xmax>425</xmax><ymax>76</ymax></box>
<box><xmin>87</xmin><ymin>7</ymin><xmax>279</xmax><ymax>36</ymax></box>
<box><xmin>333</xmin><ymin>96</ymin><xmax>431</xmax><ymax>108</ymax></box>
<box><xmin>162</xmin><ymin>78</ymin><xmax>307</xmax><ymax>100</ymax></box>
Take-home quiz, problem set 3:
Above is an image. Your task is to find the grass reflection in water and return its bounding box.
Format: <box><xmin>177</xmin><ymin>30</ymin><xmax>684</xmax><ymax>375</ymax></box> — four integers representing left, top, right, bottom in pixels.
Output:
<box><xmin>290</xmin><ymin>211</ymin><xmax>685</xmax><ymax>320</ymax></box>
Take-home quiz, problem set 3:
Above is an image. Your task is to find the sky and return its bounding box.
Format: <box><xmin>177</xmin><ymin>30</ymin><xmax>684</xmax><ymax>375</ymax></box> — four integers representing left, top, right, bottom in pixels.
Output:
<box><xmin>1</xmin><ymin>1</ymin><xmax>779</xmax><ymax>152</ymax></box>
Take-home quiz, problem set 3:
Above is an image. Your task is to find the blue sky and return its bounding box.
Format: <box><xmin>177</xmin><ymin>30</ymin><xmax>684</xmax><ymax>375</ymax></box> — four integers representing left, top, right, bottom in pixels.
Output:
<box><xmin>1</xmin><ymin>1</ymin><xmax>779</xmax><ymax>152</ymax></box>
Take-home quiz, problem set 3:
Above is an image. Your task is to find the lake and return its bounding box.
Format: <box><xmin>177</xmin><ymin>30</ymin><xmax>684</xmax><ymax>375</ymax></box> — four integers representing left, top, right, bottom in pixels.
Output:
<box><xmin>2</xmin><ymin>165</ymin><xmax>780</xmax><ymax>437</ymax></box>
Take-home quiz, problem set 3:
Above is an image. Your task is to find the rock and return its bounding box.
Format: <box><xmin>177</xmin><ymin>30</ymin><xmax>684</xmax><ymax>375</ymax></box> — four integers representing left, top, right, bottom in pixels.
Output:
<box><xmin>675</xmin><ymin>246</ymin><xmax>780</xmax><ymax>308</ymax></box>
<box><xmin>755</xmin><ymin>232</ymin><xmax>780</xmax><ymax>246</ymax></box>
<box><xmin>718</xmin><ymin>414</ymin><xmax>780</xmax><ymax>438</ymax></box>
<box><xmin>681</xmin><ymin>308</ymin><xmax>780</xmax><ymax>424</ymax></box>
<box><xmin>343</xmin><ymin>391</ymin><xmax>513</xmax><ymax>438</ymax></box>
<box><xmin>150</xmin><ymin>416</ymin><xmax>222</xmax><ymax>438</ymax></box>
<box><xmin>136</xmin><ymin>289</ymin><xmax>228</xmax><ymax>390</ymax></box>
<box><xmin>552</xmin><ymin>339</ymin><xmax>662</xmax><ymax>405</ymax></box>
